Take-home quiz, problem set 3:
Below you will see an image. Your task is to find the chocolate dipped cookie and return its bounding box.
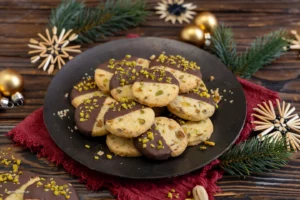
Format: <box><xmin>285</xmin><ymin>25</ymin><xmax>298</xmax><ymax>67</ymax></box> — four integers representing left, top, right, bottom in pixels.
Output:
<box><xmin>23</xmin><ymin>175</ymin><xmax>78</xmax><ymax>200</ymax></box>
<box><xmin>131</xmin><ymin>68</ymin><xmax>180</xmax><ymax>107</ymax></box>
<box><xmin>94</xmin><ymin>55</ymin><xmax>149</xmax><ymax>93</ymax></box>
<box><xmin>167</xmin><ymin>88</ymin><xmax>215</xmax><ymax>121</ymax></box>
<box><xmin>110</xmin><ymin>66</ymin><xmax>143</xmax><ymax>101</ymax></box>
<box><xmin>150</xmin><ymin>52</ymin><xmax>202</xmax><ymax>93</ymax></box>
<box><xmin>104</xmin><ymin>100</ymin><xmax>155</xmax><ymax>138</ymax></box>
<box><xmin>70</xmin><ymin>78</ymin><xmax>104</xmax><ymax>107</ymax></box>
<box><xmin>134</xmin><ymin>117</ymin><xmax>188</xmax><ymax>159</ymax></box>
<box><xmin>106</xmin><ymin>134</ymin><xmax>141</xmax><ymax>157</ymax></box>
<box><xmin>75</xmin><ymin>96</ymin><xmax>116</xmax><ymax>137</ymax></box>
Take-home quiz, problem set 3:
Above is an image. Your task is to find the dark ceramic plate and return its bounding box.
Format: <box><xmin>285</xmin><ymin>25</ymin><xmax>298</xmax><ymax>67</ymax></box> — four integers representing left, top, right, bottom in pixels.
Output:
<box><xmin>44</xmin><ymin>37</ymin><xmax>246</xmax><ymax>179</ymax></box>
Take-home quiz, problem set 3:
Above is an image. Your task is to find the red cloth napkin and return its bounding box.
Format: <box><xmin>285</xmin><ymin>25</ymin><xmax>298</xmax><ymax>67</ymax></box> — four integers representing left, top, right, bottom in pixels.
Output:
<box><xmin>7</xmin><ymin>78</ymin><xmax>279</xmax><ymax>200</ymax></box>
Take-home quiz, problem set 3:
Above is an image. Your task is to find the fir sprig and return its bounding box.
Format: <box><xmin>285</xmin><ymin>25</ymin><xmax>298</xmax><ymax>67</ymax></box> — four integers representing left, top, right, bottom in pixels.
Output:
<box><xmin>49</xmin><ymin>0</ymin><xmax>149</xmax><ymax>43</ymax></box>
<box><xmin>220</xmin><ymin>137</ymin><xmax>291</xmax><ymax>177</ymax></box>
<box><xmin>209</xmin><ymin>24</ymin><xmax>289</xmax><ymax>78</ymax></box>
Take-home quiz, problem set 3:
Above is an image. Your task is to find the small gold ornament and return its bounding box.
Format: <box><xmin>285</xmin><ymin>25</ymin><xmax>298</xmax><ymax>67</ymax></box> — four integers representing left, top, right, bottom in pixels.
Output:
<box><xmin>155</xmin><ymin>0</ymin><xmax>197</xmax><ymax>24</ymax></box>
<box><xmin>283</xmin><ymin>30</ymin><xmax>300</xmax><ymax>57</ymax></box>
<box><xmin>28</xmin><ymin>26</ymin><xmax>81</xmax><ymax>74</ymax></box>
<box><xmin>252</xmin><ymin>99</ymin><xmax>300</xmax><ymax>151</ymax></box>
<box><xmin>194</xmin><ymin>12</ymin><xmax>218</xmax><ymax>33</ymax></box>
<box><xmin>0</xmin><ymin>69</ymin><xmax>24</xmax><ymax>97</ymax></box>
<box><xmin>180</xmin><ymin>25</ymin><xmax>205</xmax><ymax>46</ymax></box>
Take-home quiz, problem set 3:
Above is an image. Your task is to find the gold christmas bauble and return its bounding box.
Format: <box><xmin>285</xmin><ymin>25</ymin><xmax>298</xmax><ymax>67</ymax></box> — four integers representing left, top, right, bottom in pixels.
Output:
<box><xmin>0</xmin><ymin>69</ymin><xmax>24</xmax><ymax>97</ymax></box>
<box><xmin>194</xmin><ymin>12</ymin><xmax>218</xmax><ymax>33</ymax></box>
<box><xmin>180</xmin><ymin>25</ymin><xmax>205</xmax><ymax>46</ymax></box>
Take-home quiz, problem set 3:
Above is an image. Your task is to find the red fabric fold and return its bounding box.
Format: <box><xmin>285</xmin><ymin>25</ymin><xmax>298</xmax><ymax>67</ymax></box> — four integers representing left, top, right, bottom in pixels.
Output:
<box><xmin>7</xmin><ymin>78</ymin><xmax>279</xmax><ymax>200</ymax></box>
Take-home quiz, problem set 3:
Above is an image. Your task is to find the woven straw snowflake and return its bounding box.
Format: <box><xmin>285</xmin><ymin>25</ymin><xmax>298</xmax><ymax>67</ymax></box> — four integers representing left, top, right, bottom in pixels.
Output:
<box><xmin>252</xmin><ymin>99</ymin><xmax>300</xmax><ymax>151</ymax></box>
<box><xmin>28</xmin><ymin>26</ymin><xmax>81</xmax><ymax>74</ymax></box>
<box><xmin>155</xmin><ymin>0</ymin><xmax>197</xmax><ymax>24</ymax></box>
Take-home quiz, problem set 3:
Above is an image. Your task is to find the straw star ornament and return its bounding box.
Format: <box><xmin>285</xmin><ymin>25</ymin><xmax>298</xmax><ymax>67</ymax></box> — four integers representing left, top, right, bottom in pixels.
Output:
<box><xmin>252</xmin><ymin>99</ymin><xmax>300</xmax><ymax>151</ymax></box>
<box><xmin>155</xmin><ymin>0</ymin><xmax>197</xmax><ymax>24</ymax></box>
<box><xmin>28</xmin><ymin>27</ymin><xmax>81</xmax><ymax>74</ymax></box>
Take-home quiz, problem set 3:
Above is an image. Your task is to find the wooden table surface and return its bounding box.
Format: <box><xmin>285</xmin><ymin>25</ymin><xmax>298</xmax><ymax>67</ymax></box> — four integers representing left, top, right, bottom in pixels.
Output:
<box><xmin>0</xmin><ymin>0</ymin><xmax>300</xmax><ymax>199</ymax></box>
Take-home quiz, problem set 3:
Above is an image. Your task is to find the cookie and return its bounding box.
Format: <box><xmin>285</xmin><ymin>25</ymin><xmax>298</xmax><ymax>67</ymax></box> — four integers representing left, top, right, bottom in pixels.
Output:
<box><xmin>167</xmin><ymin>89</ymin><xmax>215</xmax><ymax>121</ymax></box>
<box><xmin>110</xmin><ymin>66</ymin><xmax>143</xmax><ymax>101</ymax></box>
<box><xmin>0</xmin><ymin>171</ymin><xmax>40</xmax><ymax>200</ymax></box>
<box><xmin>70</xmin><ymin>78</ymin><xmax>104</xmax><ymax>107</ymax></box>
<box><xmin>150</xmin><ymin>52</ymin><xmax>202</xmax><ymax>93</ymax></box>
<box><xmin>94</xmin><ymin>55</ymin><xmax>149</xmax><ymax>93</ymax></box>
<box><xmin>134</xmin><ymin>117</ymin><xmax>187</xmax><ymax>159</ymax></box>
<box><xmin>181</xmin><ymin>118</ymin><xmax>214</xmax><ymax>146</ymax></box>
<box><xmin>106</xmin><ymin>134</ymin><xmax>141</xmax><ymax>157</ymax></box>
<box><xmin>104</xmin><ymin>100</ymin><xmax>155</xmax><ymax>138</ymax></box>
<box><xmin>131</xmin><ymin>69</ymin><xmax>180</xmax><ymax>107</ymax></box>
<box><xmin>23</xmin><ymin>174</ymin><xmax>78</xmax><ymax>200</ymax></box>
<box><xmin>75</xmin><ymin>96</ymin><xmax>116</xmax><ymax>137</ymax></box>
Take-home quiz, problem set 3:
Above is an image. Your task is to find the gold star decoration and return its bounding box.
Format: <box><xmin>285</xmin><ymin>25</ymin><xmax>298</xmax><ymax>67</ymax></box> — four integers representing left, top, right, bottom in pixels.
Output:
<box><xmin>155</xmin><ymin>0</ymin><xmax>197</xmax><ymax>24</ymax></box>
<box><xmin>252</xmin><ymin>99</ymin><xmax>300</xmax><ymax>151</ymax></box>
<box><xmin>283</xmin><ymin>30</ymin><xmax>300</xmax><ymax>57</ymax></box>
<box><xmin>28</xmin><ymin>26</ymin><xmax>81</xmax><ymax>74</ymax></box>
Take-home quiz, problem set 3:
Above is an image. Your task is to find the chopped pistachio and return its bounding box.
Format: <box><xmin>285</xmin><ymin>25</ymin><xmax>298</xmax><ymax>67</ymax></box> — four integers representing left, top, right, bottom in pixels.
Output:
<box><xmin>85</xmin><ymin>144</ymin><xmax>90</xmax><ymax>149</ymax></box>
<box><xmin>138</xmin><ymin>118</ymin><xmax>145</xmax><ymax>124</ymax></box>
<box><xmin>106</xmin><ymin>154</ymin><xmax>112</xmax><ymax>159</ymax></box>
<box><xmin>155</xmin><ymin>90</ymin><xmax>163</xmax><ymax>96</ymax></box>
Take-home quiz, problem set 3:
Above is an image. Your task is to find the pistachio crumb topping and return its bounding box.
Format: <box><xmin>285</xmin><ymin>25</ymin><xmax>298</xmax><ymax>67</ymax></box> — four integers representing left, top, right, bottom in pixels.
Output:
<box><xmin>204</xmin><ymin>141</ymin><xmax>215</xmax><ymax>146</ymax></box>
<box><xmin>156</xmin><ymin>52</ymin><xmax>200</xmax><ymax>71</ymax></box>
<box><xmin>73</xmin><ymin>78</ymin><xmax>97</xmax><ymax>92</ymax></box>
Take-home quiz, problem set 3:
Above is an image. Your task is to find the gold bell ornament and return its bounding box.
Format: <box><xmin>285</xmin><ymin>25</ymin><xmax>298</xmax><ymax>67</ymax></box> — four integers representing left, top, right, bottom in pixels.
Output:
<box><xmin>194</xmin><ymin>11</ymin><xmax>218</xmax><ymax>33</ymax></box>
<box><xmin>180</xmin><ymin>11</ymin><xmax>218</xmax><ymax>47</ymax></box>
<box><xmin>0</xmin><ymin>69</ymin><xmax>25</xmax><ymax>106</ymax></box>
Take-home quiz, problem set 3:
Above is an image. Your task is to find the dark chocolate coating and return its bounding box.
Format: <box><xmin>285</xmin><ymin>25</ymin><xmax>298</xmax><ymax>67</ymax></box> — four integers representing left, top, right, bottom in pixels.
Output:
<box><xmin>137</xmin><ymin>69</ymin><xmax>180</xmax><ymax>86</ymax></box>
<box><xmin>150</xmin><ymin>59</ymin><xmax>202</xmax><ymax>79</ymax></box>
<box><xmin>109</xmin><ymin>66</ymin><xmax>143</xmax><ymax>90</ymax></box>
<box><xmin>70</xmin><ymin>79</ymin><xmax>99</xmax><ymax>101</ymax></box>
<box><xmin>180</xmin><ymin>91</ymin><xmax>215</xmax><ymax>106</ymax></box>
<box><xmin>0</xmin><ymin>171</ymin><xmax>38</xmax><ymax>198</ymax></box>
<box><xmin>104</xmin><ymin>101</ymin><xmax>144</xmax><ymax>121</ymax></box>
<box><xmin>24</xmin><ymin>175</ymin><xmax>79</xmax><ymax>200</ymax></box>
<box><xmin>74</xmin><ymin>96</ymin><xmax>107</xmax><ymax>136</ymax></box>
<box><xmin>96</xmin><ymin>56</ymin><xmax>141</xmax><ymax>73</ymax></box>
<box><xmin>133</xmin><ymin>124</ymin><xmax>172</xmax><ymax>160</ymax></box>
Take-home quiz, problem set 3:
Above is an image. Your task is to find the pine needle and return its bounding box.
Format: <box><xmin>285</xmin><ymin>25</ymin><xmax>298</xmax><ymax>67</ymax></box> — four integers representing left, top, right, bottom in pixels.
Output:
<box><xmin>49</xmin><ymin>0</ymin><xmax>149</xmax><ymax>43</ymax></box>
<box><xmin>220</xmin><ymin>137</ymin><xmax>291</xmax><ymax>177</ymax></box>
<box><xmin>209</xmin><ymin>24</ymin><xmax>289</xmax><ymax>78</ymax></box>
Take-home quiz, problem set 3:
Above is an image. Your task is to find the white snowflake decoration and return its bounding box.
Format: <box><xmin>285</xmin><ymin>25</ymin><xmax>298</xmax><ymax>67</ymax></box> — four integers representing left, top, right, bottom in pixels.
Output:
<box><xmin>252</xmin><ymin>99</ymin><xmax>300</xmax><ymax>151</ymax></box>
<box><xmin>155</xmin><ymin>0</ymin><xmax>197</xmax><ymax>24</ymax></box>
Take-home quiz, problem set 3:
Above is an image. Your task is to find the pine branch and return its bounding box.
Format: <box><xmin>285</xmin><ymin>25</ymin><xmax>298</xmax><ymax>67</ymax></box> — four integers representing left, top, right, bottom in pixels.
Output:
<box><xmin>49</xmin><ymin>0</ymin><xmax>85</xmax><ymax>33</ymax></box>
<box><xmin>210</xmin><ymin>24</ymin><xmax>238</xmax><ymax>71</ymax></box>
<box><xmin>235</xmin><ymin>30</ymin><xmax>288</xmax><ymax>78</ymax></box>
<box><xmin>49</xmin><ymin>0</ymin><xmax>149</xmax><ymax>43</ymax></box>
<box><xmin>220</xmin><ymin>137</ymin><xmax>291</xmax><ymax>177</ymax></box>
<box><xmin>209</xmin><ymin>25</ymin><xmax>289</xmax><ymax>78</ymax></box>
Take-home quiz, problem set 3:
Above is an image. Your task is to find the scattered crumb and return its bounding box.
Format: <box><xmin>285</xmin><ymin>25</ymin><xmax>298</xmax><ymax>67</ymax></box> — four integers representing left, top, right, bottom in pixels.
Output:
<box><xmin>209</xmin><ymin>76</ymin><xmax>215</xmax><ymax>81</ymax></box>
<box><xmin>97</xmin><ymin>151</ymin><xmax>104</xmax><ymax>156</ymax></box>
<box><xmin>57</xmin><ymin>109</ymin><xmax>69</xmax><ymax>119</ymax></box>
<box><xmin>71</xmin><ymin>130</ymin><xmax>73</xmax><ymax>132</ymax></box>
<box><xmin>171</xmin><ymin>189</ymin><xmax>176</xmax><ymax>193</ymax></box>
<box><xmin>85</xmin><ymin>144</ymin><xmax>90</xmax><ymax>149</ymax></box>
<box><xmin>210</xmin><ymin>88</ymin><xmax>222</xmax><ymax>104</ymax></box>
<box><xmin>223</xmin><ymin>89</ymin><xmax>226</xmax><ymax>92</ymax></box>
<box><xmin>65</xmin><ymin>93</ymin><xmax>69</xmax><ymax>98</ymax></box>
<box><xmin>74</xmin><ymin>126</ymin><xmax>78</xmax><ymax>130</ymax></box>
<box><xmin>174</xmin><ymin>193</ymin><xmax>179</xmax><ymax>199</ymax></box>
<box><xmin>106</xmin><ymin>154</ymin><xmax>112</xmax><ymax>159</ymax></box>
<box><xmin>200</xmin><ymin>146</ymin><xmax>207</xmax><ymax>150</ymax></box>
<box><xmin>150</xmin><ymin>55</ymin><xmax>156</xmax><ymax>60</ymax></box>
<box><xmin>94</xmin><ymin>156</ymin><xmax>99</xmax><ymax>160</ymax></box>
<box><xmin>224</xmin><ymin>99</ymin><xmax>227</xmax><ymax>101</ymax></box>
<box><xmin>70</xmin><ymin>137</ymin><xmax>72</xmax><ymax>139</ymax></box>
<box><xmin>53</xmin><ymin>113</ymin><xmax>55</xmax><ymax>116</ymax></box>
<box><xmin>229</xmin><ymin>100</ymin><xmax>234</xmax><ymax>104</ymax></box>
<box><xmin>204</xmin><ymin>141</ymin><xmax>215</xmax><ymax>147</ymax></box>
<box><xmin>120</xmin><ymin>162</ymin><xmax>123</xmax><ymax>165</ymax></box>
<box><xmin>187</xmin><ymin>191</ymin><xmax>191</xmax><ymax>196</ymax></box>
<box><xmin>167</xmin><ymin>192</ymin><xmax>173</xmax><ymax>199</ymax></box>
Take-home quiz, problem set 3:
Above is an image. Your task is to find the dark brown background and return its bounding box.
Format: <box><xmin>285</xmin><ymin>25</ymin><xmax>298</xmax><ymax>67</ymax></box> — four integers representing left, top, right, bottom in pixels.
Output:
<box><xmin>0</xmin><ymin>0</ymin><xmax>299</xmax><ymax>199</ymax></box>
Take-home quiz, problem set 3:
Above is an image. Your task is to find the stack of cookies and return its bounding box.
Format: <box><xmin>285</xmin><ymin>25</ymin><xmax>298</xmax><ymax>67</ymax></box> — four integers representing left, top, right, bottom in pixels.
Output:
<box><xmin>70</xmin><ymin>53</ymin><xmax>216</xmax><ymax>160</ymax></box>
